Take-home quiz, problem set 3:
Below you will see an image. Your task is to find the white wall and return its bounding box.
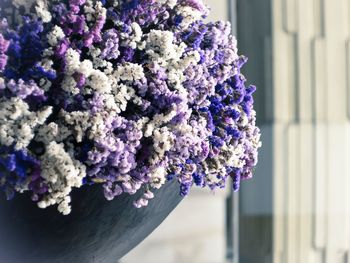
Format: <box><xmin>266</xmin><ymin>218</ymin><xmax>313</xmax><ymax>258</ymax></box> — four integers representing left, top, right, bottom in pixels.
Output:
<box><xmin>272</xmin><ymin>0</ymin><xmax>350</xmax><ymax>262</ymax></box>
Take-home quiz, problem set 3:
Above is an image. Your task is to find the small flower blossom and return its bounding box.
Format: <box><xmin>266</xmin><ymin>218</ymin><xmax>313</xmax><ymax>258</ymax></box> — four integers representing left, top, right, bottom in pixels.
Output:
<box><xmin>0</xmin><ymin>0</ymin><xmax>261</xmax><ymax>215</ymax></box>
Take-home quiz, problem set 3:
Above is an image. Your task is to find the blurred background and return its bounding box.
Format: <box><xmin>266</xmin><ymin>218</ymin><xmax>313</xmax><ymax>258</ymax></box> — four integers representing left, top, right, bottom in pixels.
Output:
<box><xmin>121</xmin><ymin>0</ymin><xmax>350</xmax><ymax>262</ymax></box>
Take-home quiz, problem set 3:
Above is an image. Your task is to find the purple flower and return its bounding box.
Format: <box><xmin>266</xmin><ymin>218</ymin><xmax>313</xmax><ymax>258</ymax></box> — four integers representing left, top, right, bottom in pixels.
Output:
<box><xmin>0</xmin><ymin>0</ymin><xmax>261</xmax><ymax>214</ymax></box>
<box><xmin>101</xmin><ymin>29</ymin><xmax>120</xmax><ymax>60</ymax></box>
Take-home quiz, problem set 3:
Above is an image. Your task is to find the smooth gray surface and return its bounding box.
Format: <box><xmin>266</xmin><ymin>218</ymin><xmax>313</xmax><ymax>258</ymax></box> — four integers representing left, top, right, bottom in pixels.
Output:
<box><xmin>0</xmin><ymin>180</ymin><xmax>182</xmax><ymax>263</ymax></box>
<box><xmin>236</xmin><ymin>0</ymin><xmax>273</xmax><ymax>262</ymax></box>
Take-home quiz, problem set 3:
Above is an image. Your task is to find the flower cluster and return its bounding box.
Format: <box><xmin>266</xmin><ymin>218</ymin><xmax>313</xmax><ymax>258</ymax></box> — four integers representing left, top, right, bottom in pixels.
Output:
<box><xmin>0</xmin><ymin>0</ymin><xmax>261</xmax><ymax>214</ymax></box>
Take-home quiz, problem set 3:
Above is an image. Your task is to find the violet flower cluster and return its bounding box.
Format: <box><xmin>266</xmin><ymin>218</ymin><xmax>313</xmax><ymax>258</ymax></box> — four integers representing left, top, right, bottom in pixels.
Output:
<box><xmin>0</xmin><ymin>0</ymin><xmax>261</xmax><ymax>214</ymax></box>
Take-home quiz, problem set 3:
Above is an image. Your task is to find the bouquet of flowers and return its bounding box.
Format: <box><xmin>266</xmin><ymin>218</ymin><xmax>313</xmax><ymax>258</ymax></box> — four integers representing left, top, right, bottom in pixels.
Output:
<box><xmin>0</xmin><ymin>0</ymin><xmax>261</xmax><ymax>215</ymax></box>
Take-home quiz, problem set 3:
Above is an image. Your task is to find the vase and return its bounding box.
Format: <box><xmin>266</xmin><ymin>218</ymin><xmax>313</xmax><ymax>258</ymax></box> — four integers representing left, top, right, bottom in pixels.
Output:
<box><xmin>0</xmin><ymin>179</ymin><xmax>182</xmax><ymax>263</ymax></box>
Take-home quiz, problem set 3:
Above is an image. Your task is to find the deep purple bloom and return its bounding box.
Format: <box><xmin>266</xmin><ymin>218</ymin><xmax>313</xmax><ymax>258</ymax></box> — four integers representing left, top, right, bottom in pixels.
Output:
<box><xmin>0</xmin><ymin>0</ymin><xmax>260</xmax><ymax>213</ymax></box>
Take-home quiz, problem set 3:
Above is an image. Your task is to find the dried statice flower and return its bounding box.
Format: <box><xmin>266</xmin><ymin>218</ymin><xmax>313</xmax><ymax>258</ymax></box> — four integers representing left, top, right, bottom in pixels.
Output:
<box><xmin>0</xmin><ymin>0</ymin><xmax>261</xmax><ymax>214</ymax></box>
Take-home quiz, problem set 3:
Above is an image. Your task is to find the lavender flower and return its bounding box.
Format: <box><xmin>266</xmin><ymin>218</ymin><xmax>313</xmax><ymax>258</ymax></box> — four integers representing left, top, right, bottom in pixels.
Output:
<box><xmin>0</xmin><ymin>0</ymin><xmax>261</xmax><ymax>214</ymax></box>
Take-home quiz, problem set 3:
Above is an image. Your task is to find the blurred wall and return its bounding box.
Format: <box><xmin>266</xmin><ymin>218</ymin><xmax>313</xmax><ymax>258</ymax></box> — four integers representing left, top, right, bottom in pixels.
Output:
<box><xmin>272</xmin><ymin>0</ymin><xmax>350</xmax><ymax>262</ymax></box>
<box><xmin>236</xmin><ymin>0</ymin><xmax>273</xmax><ymax>262</ymax></box>
<box><xmin>238</xmin><ymin>0</ymin><xmax>350</xmax><ymax>263</ymax></box>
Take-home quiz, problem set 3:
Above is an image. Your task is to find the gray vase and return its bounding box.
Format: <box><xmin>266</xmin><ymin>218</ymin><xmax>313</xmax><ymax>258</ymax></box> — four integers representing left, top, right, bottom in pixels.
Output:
<box><xmin>0</xmin><ymin>179</ymin><xmax>182</xmax><ymax>263</ymax></box>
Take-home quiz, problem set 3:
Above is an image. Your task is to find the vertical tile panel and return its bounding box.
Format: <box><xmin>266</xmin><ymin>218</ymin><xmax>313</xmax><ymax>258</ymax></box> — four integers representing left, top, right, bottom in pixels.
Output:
<box><xmin>286</xmin><ymin>125</ymin><xmax>300</xmax><ymax>263</ymax></box>
<box><xmin>346</xmin><ymin>40</ymin><xmax>350</xmax><ymax>120</ymax></box>
<box><xmin>282</xmin><ymin>0</ymin><xmax>298</xmax><ymax>33</ymax></box>
<box><xmin>311</xmin><ymin>0</ymin><xmax>327</xmax><ymax>258</ymax></box>
<box><xmin>297</xmin><ymin>0</ymin><xmax>314</xmax><ymax>122</ymax></box>
<box><xmin>326</xmin><ymin>124</ymin><xmax>349</xmax><ymax>263</ymax></box>
<box><xmin>312</xmin><ymin>0</ymin><xmax>327</xmax><ymax>122</ymax></box>
<box><xmin>312</xmin><ymin>39</ymin><xmax>327</xmax><ymax>122</ymax></box>
<box><xmin>273</xmin><ymin>124</ymin><xmax>288</xmax><ymax>263</ymax></box>
<box><xmin>273</xmin><ymin>0</ymin><xmax>295</xmax><ymax>122</ymax></box>
<box><xmin>286</xmin><ymin>36</ymin><xmax>298</xmax><ymax>121</ymax></box>
<box><xmin>272</xmin><ymin>0</ymin><xmax>288</xmax><ymax>263</ymax></box>
<box><xmin>345</xmin><ymin>124</ymin><xmax>350</xmax><ymax>257</ymax></box>
<box><xmin>299</xmin><ymin>124</ymin><xmax>313</xmax><ymax>262</ymax></box>
<box><xmin>264</xmin><ymin>36</ymin><xmax>274</xmax><ymax>121</ymax></box>
<box><xmin>324</xmin><ymin>0</ymin><xmax>348</xmax><ymax>122</ymax></box>
<box><xmin>345</xmin><ymin>3</ymin><xmax>350</xmax><ymax>256</ymax></box>
<box><xmin>313</xmin><ymin>0</ymin><xmax>325</xmax><ymax>37</ymax></box>
<box><xmin>271</xmin><ymin>0</ymin><xmax>350</xmax><ymax>262</ymax></box>
<box><xmin>313</xmin><ymin>123</ymin><xmax>328</xmax><ymax>258</ymax></box>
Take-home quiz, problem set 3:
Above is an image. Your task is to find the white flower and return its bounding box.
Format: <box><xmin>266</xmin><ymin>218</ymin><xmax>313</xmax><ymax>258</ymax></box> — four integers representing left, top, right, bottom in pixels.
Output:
<box><xmin>47</xmin><ymin>26</ymin><xmax>65</xmax><ymax>46</ymax></box>
<box><xmin>112</xmin><ymin>84</ymin><xmax>132</xmax><ymax>112</ymax></box>
<box><xmin>39</xmin><ymin>142</ymin><xmax>86</xmax><ymax>215</ymax></box>
<box><xmin>63</xmin><ymin>110</ymin><xmax>91</xmax><ymax>142</ymax></box>
<box><xmin>35</xmin><ymin>0</ymin><xmax>52</xmax><ymax>23</ymax></box>
<box><xmin>65</xmin><ymin>48</ymin><xmax>81</xmax><ymax>74</ymax></box>
<box><xmin>223</xmin><ymin>144</ymin><xmax>246</xmax><ymax>168</ymax></box>
<box><xmin>87</xmin><ymin>70</ymin><xmax>112</xmax><ymax>93</ymax></box>
<box><xmin>0</xmin><ymin>77</ymin><xmax>5</xmax><ymax>89</ymax></box>
<box><xmin>78</xmin><ymin>60</ymin><xmax>94</xmax><ymax>77</ymax></box>
<box><xmin>57</xmin><ymin>196</ymin><xmax>72</xmax><ymax>215</ymax></box>
<box><xmin>89</xmin><ymin>113</ymin><xmax>110</xmax><ymax>140</ymax></box>
<box><xmin>135</xmin><ymin>117</ymin><xmax>150</xmax><ymax>130</ymax></box>
<box><xmin>129</xmin><ymin>22</ymin><xmax>143</xmax><ymax>49</ymax></box>
<box><xmin>84</xmin><ymin>0</ymin><xmax>106</xmax><ymax>22</ymax></box>
<box><xmin>104</xmin><ymin>61</ymin><xmax>114</xmax><ymax>75</ymax></box>
<box><xmin>238</xmin><ymin>110</ymin><xmax>249</xmax><ymax>126</ymax></box>
<box><xmin>178</xmin><ymin>50</ymin><xmax>201</xmax><ymax>69</ymax></box>
<box><xmin>84</xmin><ymin>0</ymin><xmax>96</xmax><ymax>20</ymax></box>
<box><xmin>153</xmin><ymin>127</ymin><xmax>175</xmax><ymax>158</ymax></box>
<box><xmin>146</xmin><ymin>30</ymin><xmax>175</xmax><ymax>61</ymax></box>
<box><xmin>167</xmin><ymin>69</ymin><xmax>185</xmax><ymax>87</ymax></box>
<box><xmin>36</xmin><ymin>122</ymin><xmax>71</xmax><ymax>144</ymax></box>
<box><xmin>205</xmin><ymin>165</ymin><xmax>227</xmax><ymax>184</ymax></box>
<box><xmin>144</xmin><ymin>105</ymin><xmax>178</xmax><ymax>137</ymax></box>
<box><xmin>111</xmin><ymin>0</ymin><xmax>119</xmax><ymax>7</ymax></box>
<box><xmin>43</xmin><ymin>46</ymin><xmax>54</xmax><ymax>56</ymax></box>
<box><xmin>175</xmin><ymin>6</ymin><xmax>203</xmax><ymax>28</ymax></box>
<box><xmin>61</xmin><ymin>75</ymin><xmax>79</xmax><ymax>95</ymax></box>
<box><xmin>150</xmin><ymin>166</ymin><xmax>167</xmax><ymax>189</ymax></box>
<box><xmin>88</xmin><ymin>46</ymin><xmax>102</xmax><ymax>59</ymax></box>
<box><xmin>91</xmin><ymin>93</ymin><xmax>120</xmax><ymax>113</ymax></box>
<box><xmin>0</xmin><ymin>98</ymin><xmax>52</xmax><ymax>150</ymax></box>
<box><xmin>114</xmin><ymin>63</ymin><xmax>145</xmax><ymax>82</ymax></box>
<box><xmin>38</xmin><ymin>58</ymin><xmax>55</xmax><ymax>73</ymax></box>
<box><xmin>157</xmin><ymin>0</ymin><xmax>177</xmax><ymax>8</ymax></box>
